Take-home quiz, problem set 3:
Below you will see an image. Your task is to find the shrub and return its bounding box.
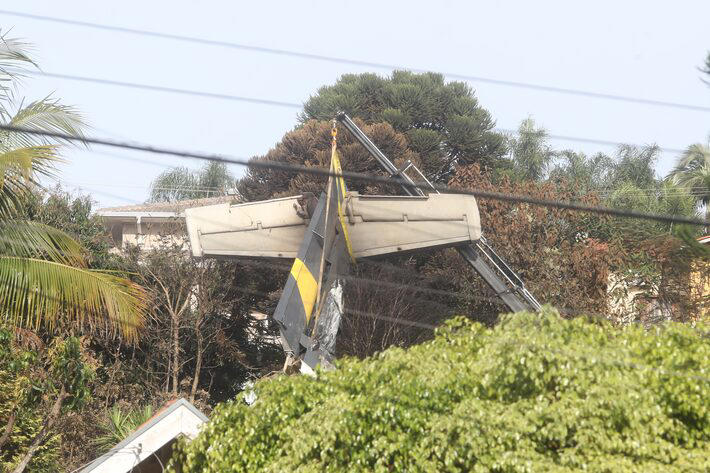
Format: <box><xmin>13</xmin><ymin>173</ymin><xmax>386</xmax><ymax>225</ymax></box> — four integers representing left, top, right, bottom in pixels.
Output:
<box><xmin>169</xmin><ymin>308</ymin><xmax>709</xmax><ymax>472</ymax></box>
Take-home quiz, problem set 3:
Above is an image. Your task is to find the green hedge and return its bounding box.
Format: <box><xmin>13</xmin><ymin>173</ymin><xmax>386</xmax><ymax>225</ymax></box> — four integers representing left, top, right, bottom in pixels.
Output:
<box><xmin>169</xmin><ymin>308</ymin><xmax>709</xmax><ymax>472</ymax></box>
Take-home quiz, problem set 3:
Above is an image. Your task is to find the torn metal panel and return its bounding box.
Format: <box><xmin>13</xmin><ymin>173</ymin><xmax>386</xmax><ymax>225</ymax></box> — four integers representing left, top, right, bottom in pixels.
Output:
<box><xmin>302</xmin><ymin>227</ymin><xmax>350</xmax><ymax>372</ymax></box>
<box><xmin>301</xmin><ymin>279</ymin><xmax>343</xmax><ymax>373</ymax></box>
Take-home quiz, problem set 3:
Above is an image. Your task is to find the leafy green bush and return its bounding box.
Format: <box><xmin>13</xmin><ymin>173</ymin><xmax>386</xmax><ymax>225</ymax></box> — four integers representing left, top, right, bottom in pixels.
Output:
<box><xmin>169</xmin><ymin>308</ymin><xmax>709</xmax><ymax>472</ymax></box>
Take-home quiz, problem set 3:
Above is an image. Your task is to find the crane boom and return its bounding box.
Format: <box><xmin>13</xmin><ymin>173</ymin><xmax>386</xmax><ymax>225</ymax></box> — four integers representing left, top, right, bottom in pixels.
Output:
<box><xmin>336</xmin><ymin>112</ymin><xmax>541</xmax><ymax>312</ymax></box>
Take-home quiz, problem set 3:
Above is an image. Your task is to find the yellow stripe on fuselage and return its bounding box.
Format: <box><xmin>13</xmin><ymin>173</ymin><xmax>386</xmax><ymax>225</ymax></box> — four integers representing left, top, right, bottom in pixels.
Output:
<box><xmin>290</xmin><ymin>258</ymin><xmax>318</xmax><ymax>322</ymax></box>
<box><xmin>331</xmin><ymin>150</ymin><xmax>356</xmax><ymax>264</ymax></box>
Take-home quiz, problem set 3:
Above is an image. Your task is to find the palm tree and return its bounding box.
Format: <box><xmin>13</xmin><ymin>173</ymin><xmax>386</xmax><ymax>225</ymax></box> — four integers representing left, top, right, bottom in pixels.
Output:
<box><xmin>509</xmin><ymin>117</ymin><xmax>556</xmax><ymax>182</ymax></box>
<box><xmin>0</xmin><ymin>31</ymin><xmax>146</xmax><ymax>341</ymax></box>
<box><xmin>667</xmin><ymin>142</ymin><xmax>710</xmax><ymax>226</ymax></box>
<box><xmin>92</xmin><ymin>405</ymin><xmax>154</xmax><ymax>453</ymax></box>
<box><xmin>148</xmin><ymin>161</ymin><xmax>234</xmax><ymax>202</ymax></box>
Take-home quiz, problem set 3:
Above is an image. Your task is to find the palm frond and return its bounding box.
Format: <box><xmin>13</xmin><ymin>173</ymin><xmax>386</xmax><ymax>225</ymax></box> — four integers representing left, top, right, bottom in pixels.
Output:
<box><xmin>667</xmin><ymin>144</ymin><xmax>710</xmax><ymax>213</ymax></box>
<box><xmin>0</xmin><ymin>256</ymin><xmax>147</xmax><ymax>342</ymax></box>
<box><xmin>0</xmin><ymin>176</ymin><xmax>30</xmax><ymax>219</ymax></box>
<box><xmin>0</xmin><ymin>146</ymin><xmax>61</xmax><ymax>219</ymax></box>
<box><xmin>0</xmin><ymin>145</ymin><xmax>60</xmax><ymax>182</ymax></box>
<box><xmin>668</xmin><ymin>144</ymin><xmax>710</xmax><ymax>181</ymax></box>
<box><xmin>92</xmin><ymin>406</ymin><xmax>133</xmax><ymax>451</ymax></box>
<box><xmin>0</xmin><ymin>32</ymin><xmax>36</xmax><ymax>76</ymax></box>
<box><xmin>0</xmin><ymin>32</ymin><xmax>36</xmax><ymax>114</ymax></box>
<box><xmin>3</xmin><ymin>97</ymin><xmax>86</xmax><ymax>149</ymax></box>
<box><xmin>92</xmin><ymin>405</ymin><xmax>154</xmax><ymax>452</ymax></box>
<box><xmin>0</xmin><ymin>220</ymin><xmax>87</xmax><ymax>266</ymax></box>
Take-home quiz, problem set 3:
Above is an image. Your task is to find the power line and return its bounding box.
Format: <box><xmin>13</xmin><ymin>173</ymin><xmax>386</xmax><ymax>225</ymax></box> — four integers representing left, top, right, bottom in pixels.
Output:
<box><xmin>7</xmin><ymin>191</ymin><xmax>708</xmax><ymax>374</ymax></box>
<box><xmin>3</xmin><ymin>9</ymin><xmax>709</xmax><ymax>113</ymax></box>
<box><xmin>2</xmin><ymin>123</ymin><xmax>708</xmax><ymax>227</ymax></box>
<box><xmin>32</xmin><ymin>71</ymin><xmax>302</xmax><ymax>109</ymax></box>
<box><xmin>27</xmin><ymin>70</ymin><xmax>688</xmax><ymax>154</ymax></box>
<box><xmin>31</xmin><ymin>180</ymin><xmax>690</xmax><ymax>327</ymax></box>
<box><xmin>499</xmin><ymin>126</ymin><xmax>686</xmax><ymax>154</ymax></box>
<box><xmin>84</xmin><ymin>148</ymin><xmax>178</xmax><ymax>169</ymax></box>
<box><xmin>26</xmin><ymin>182</ymin><xmax>705</xmax><ymax>328</ymax></box>
<box><xmin>62</xmin><ymin>176</ymin><xmax>710</xmax><ymax>198</ymax></box>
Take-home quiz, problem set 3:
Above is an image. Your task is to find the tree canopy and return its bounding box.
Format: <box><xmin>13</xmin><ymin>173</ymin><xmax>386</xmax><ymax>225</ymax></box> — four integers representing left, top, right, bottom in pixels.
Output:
<box><xmin>300</xmin><ymin>71</ymin><xmax>507</xmax><ymax>175</ymax></box>
<box><xmin>667</xmin><ymin>142</ymin><xmax>710</xmax><ymax>222</ymax></box>
<box><xmin>149</xmin><ymin>161</ymin><xmax>235</xmax><ymax>202</ymax></box>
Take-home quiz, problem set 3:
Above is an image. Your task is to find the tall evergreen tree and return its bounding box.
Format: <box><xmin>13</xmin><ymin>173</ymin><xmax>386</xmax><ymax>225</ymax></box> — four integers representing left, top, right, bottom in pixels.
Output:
<box><xmin>300</xmin><ymin>71</ymin><xmax>507</xmax><ymax>178</ymax></box>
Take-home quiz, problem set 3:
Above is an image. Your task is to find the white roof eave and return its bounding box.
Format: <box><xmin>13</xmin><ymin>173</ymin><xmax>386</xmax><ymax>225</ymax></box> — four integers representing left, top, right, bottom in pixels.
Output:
<box><xmin>98</xmin><ymin>211</ymin><xmax>184</xmax><ymax>220</ymax></box>
<box><xmin>80</xmin><ymin>398</ymin><xmax>208</xmax><ymax>472</ymax></box>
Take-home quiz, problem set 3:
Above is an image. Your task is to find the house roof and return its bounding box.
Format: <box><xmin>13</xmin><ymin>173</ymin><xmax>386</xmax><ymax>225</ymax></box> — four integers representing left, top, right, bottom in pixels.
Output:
<box><xmin>98</xmin><ymin>195</ymin><xmax>237</xmax><ymax>215</ymax></box>
<box><xmin>80</xmin><ymin>398</ymin><xmax>208</xmax><ymax>473</ymax></box>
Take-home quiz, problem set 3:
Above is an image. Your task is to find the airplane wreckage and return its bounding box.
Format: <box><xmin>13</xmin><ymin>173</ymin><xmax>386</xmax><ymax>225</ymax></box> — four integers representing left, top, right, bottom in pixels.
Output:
<box><xmin>185</xmin><ymin>114</ymin><xmax>540</xmax><ymax>373</ymax></box>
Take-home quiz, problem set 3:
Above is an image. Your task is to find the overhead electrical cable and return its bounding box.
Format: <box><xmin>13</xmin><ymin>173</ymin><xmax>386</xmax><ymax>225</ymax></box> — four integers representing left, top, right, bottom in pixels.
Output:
<box><xmin>32</xmin><ymin>71</ymin><xmax>302</xmax><ymax>109</ymax></box>
<box><xmin>2</xmin><ymin>9</ymin><xmax>709</xmax><ymax>113</ymax></box>
<box><xmin>2</xmin><ymin>123</ymin><xmax>707</xmax><ymax>226</ymax></box>
<box><xmin>27</xmin><ymin>71</ymin><xmax>687</xmax><ymax>154</ymax></box>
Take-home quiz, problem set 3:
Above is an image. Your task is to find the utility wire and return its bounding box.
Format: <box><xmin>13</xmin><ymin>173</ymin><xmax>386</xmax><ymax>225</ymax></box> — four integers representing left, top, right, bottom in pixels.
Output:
<box><xmin>2</xmin><ymin>123</ymin><xmax>708</xmax><ymax>226</ymax></box>
<box><xmin>22</xmin><ymin>179</ymin><xmax>680</xmax><ymax>328</ymax></box>
<box><xmin>18</xmin><ymin>182</ymin><xmax>704</xmax><ymax>328</ymax></box>
<box><xmin>3</xmin><ymin>9</ymin><xmax>709</xmax><ymax>113</ymax></box>
<box><xmin>26</xmin><ymin>70</ymin><xmax>688</xmax><ymax>154</ymax></box>
<box><xmin>61</xmin><ymin>177</ymin><xmax>710</xmax><ymax>198</ymax></box>
<box><xmin>32</xmin><ymin>71</ymin><xmax>302</xmax><ymax>109</ymax></box>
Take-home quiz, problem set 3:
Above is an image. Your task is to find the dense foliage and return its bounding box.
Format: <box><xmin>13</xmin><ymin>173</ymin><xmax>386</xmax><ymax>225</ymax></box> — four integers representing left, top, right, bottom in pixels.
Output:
<box><xmin>149</xmin><ymin>162</ymin><xmax>235</xmax><ymax>202</ymax></box>
<box><xmin>238</xmin><ymin>119</ymin><xmax>420</xmax><ymax>201</ymax></box>
<box><xmin>445</xmin><ymin>165</ymin><xmax>615</xmax><ymax>319</ymax></box>
<box><xmin>0</xmin><ymin>329</ymin><xmax>93</xmax><ymax>472</ymax></box>
<box><xmin>169</xmin><ymin>308</ymin><xmax>710</xmax><ymax>472</ymax></box>
<box><xmin>301</xmin><ymin>71</ymin><xmax>508</xmax><ymax>175</ymax></box>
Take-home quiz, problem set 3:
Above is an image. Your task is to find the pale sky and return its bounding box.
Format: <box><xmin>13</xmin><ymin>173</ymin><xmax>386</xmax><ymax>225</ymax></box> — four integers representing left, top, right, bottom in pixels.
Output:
<box><xmin>2</xmin><ymin>1</ymin><xmax>709</xmax><ymax>208</ymax></box>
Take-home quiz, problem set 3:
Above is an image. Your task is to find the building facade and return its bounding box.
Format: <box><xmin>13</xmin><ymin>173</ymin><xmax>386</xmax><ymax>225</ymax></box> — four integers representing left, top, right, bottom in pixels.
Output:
<box><xmin>98</xmin><ymin>196</ymin><xmax>237</xmax><ymax>251</ymax></box>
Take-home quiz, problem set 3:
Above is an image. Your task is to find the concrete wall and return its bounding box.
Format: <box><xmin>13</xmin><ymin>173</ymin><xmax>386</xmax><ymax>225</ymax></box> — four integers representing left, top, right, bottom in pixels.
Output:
<box><xmin>111</xmin><ymin>220</ymin><xmax>186</xmax><ymax>252</ymax></box>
